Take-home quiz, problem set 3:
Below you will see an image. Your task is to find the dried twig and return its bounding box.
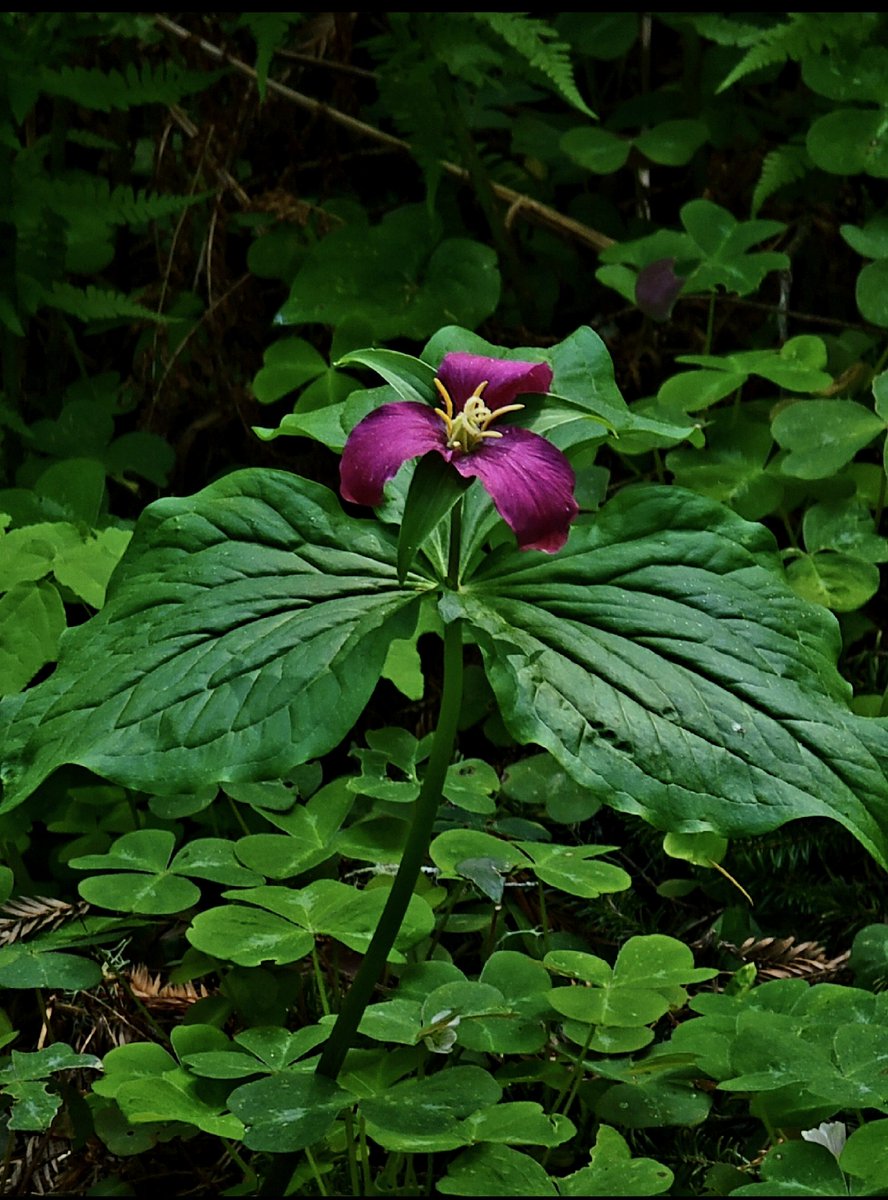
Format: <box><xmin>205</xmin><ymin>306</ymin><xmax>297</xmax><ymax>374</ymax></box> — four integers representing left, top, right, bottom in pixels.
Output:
<box><xmin>153</xmin><ymin>13</ymin><xmax>615</xmax><ymax>254</ymax></box>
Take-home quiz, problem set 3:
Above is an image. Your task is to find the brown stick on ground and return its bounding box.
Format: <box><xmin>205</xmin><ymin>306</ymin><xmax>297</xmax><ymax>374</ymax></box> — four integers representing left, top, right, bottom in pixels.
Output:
<box><xmin>153</xmin><ymin>13</ymin><xmax>615</xmax><ymax>254</ymax></box>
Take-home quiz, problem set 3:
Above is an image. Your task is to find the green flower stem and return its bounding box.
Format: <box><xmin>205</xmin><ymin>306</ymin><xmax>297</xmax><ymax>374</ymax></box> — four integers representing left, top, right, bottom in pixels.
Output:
<box><xmin>316</xmin><ymin>510</ymin><xmax>465</xmax><ymax>1080</ymax></box>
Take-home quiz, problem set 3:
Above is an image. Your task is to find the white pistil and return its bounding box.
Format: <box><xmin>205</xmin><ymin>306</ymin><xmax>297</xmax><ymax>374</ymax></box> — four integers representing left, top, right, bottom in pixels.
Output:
<box><xmin>433</xmin><ymin>378</ymin><xmax>524</xmax><ymax>453</ymax></box>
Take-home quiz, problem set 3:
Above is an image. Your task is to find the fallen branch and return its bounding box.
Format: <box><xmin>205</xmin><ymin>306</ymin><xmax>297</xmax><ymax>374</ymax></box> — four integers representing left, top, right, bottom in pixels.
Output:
<box><xmin>153</xmin><ymin>14</ymin><xmax>615</xmax><ymax>253</ymax></box>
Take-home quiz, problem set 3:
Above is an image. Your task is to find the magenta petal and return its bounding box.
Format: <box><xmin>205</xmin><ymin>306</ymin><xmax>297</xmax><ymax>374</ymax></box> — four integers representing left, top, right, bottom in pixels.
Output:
<box><xmin>437</xmin><ymin>352</ymin><xmax>553</xmax><ymax>412</ymax></box>
<box><xmin>635</xmin><ymin>257</ymin><xmax>683</xmax><ymax>321</ymax></box>
<box><xmin>451</xmin><ymin>428</ymin><xmax>578</xmax><ymax>552</ymax></box>
<box><xmin>340</xmin><ymin>402</ymin><xmax>448</xmax><ymax>505</ymax></box>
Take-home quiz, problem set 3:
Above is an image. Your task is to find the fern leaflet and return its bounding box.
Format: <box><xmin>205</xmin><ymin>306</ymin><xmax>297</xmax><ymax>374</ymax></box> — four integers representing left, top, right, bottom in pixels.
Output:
<box><xmin>47</xmin><ymin>284</ymin><xmax>165</xmax><ymax>323</ymax></box>
<box><xmin>239</xmin><ymin>13</ymin><xmax>304</xmax><ymax>100</ymax></box>
<box><xmin>715</xmin><ymin>12</ymin><xmax>880</xmax><ymax>93</ymax></box>
<box><xmin>471</xmin><ymin>13</ymin><xmax>595</xmax><ymax>117</ymax></box>
<box><xmin>752</xmin><ymin>143</ymin><xmax>811</xmax><ymax>215</ymax></box>
<box><xmin>38</xmin><ymin>178</ymin><xmax>211</xmax><ymax>228</ymax></box>
<box><xmin>40</xmin><ymin>62</ymin><xmax>220</xmax><ymax>112</ymax></box>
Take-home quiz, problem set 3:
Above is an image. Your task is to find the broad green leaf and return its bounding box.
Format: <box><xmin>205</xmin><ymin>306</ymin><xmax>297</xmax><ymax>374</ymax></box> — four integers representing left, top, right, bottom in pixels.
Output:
<box><xmin>803</xmin><ymin>500</ymin><xmax>888</xmax><ymax>562</ymax></box>
<box><xmin>0</xmin><ymin>945</ymin><xmax>103</xmax><ymax>989</ymax></box>
<box><xmin>335</xmin><ymin>348</ymin><xmax>437</xmax><ymax>404</ymax></box>
<box><xmin>71</xmin><ymin>829</ymin><xmax>177</xmax><ymax>873</ymax></box>
<box><xmin>612</xmin><ymin>935</ymin><xmax>718</xmax><ymax>989</ymax></box>
<box><xmin>227</xmin><ymin>1069</ymin><xmax>350</xmax><ymax>1152</ymax></box>
<box><xmin>549</xmin><ymin>981</ymin><xmax>668</xmax><ymax>1027</ymax></box>
<box><xmin>545</xmin><ymin>936</ymin><xmax>713</xmax><ymax>1030</ymax></box>
<box><xmin>212</xmin><ymin>879</ymin><xmax>433</xmax><ymax>963</ymax></box>
<box><xmin>598</xmin><ymin>229</ymin><xmax>695</xmax><ymax>271</ymax></box>
<box><xmin>114</xmin><ymin>1068</ymin><xmax>244</xmax><ymax>1139</ymax></box>
<box><xmin>92</xmin><ymin>1042</ymin><xmax>178</xmax><ymax>1099</ymax></box>
<box><xmin>732</xmin><ymin>1139</ymin><xmax>850</xmax><ymax>1196</ymax></box>
<box><xmin>560</xmin><ymin>1124</ymin><xmax>673</xmax><ymax>1195</ymax></box>
<box><xmin>0</xmin><ymin>470</ymin><xmax>424</xmax><ymax>811</ymax></box>
<box><xmin>90</xmin><ymin>1097</ymin><xmax>173</xmax><ymax>1156</ymax></box>
<box><xmin>841</xmin><ymin>216</ymin><xmax>888</xmax><ymax>259</ymax></box>
<box><xmin>455</xmin><ymin>485</ymin><xmax>888</xmax><ymax>866</ymax></box>
<box><xmin>251</xmin><ymin>336</ymin><xmax>328</xmax><ymax>404</ymax></box>
<box><xmin>235</xmin><ymin>776</ymin><xmax>353</xmax><ymax>879</ymax></box>
<box><xmin>679</xmin><ymin>200</ymin><xmax>788</xmax><ymax>295</ymax></box>
<box><xmin>807</xmin><ymin>108</ymin><xmax>888</xmax><ymax>178</ymax></box>
<box><xmin>667</xmin><ymin>405</ymin><xmax>782</xmax><ymax>518</ymax></box>
<box><xmin>186</xmin><ymin>904</ymin><xmax>315</xmax><ymax>966</ymax></box>
<box><xmin>674</xmin><ymin>345</ymin><xmax>830</xmax><ymax>394</ymax></box>
<box><xmin>51</xmin><ymin>526</ymin><xmax>132</xmax><ymax>608</ymax></box>
<box><xmin>420</xmin><ymin>981</ymin><xmax>509</xmax><ymax>1027</ymax></box>
<box><xmin>5</xmin><ymin>1081</ymin><xmax>61</xmax><ymax>1131</ymax></box>
<box><xmin>34</xmin><ymin>458</ymin><xmax>106</xmax><ymax>526</ymax></box>
<box><xmin>77</xmin><ymin>871</ymin><xmax>200</xmax><ymax>915</ymax></box>
<box><xmin>596</xmin><ymin>1076</ymin><xmax>711</xmax><ymax>1128</ymax></box>
<box><xmin>0</xmin><ymin>580</ymin><xmax>66</xmax><ymax>695</ymax></box>
<box><xmin>663</xmin><ymin>831</ymin><xmax>728</xmax><ymax>866</ymax></box>
<box><xmin>718</xmin><ymin>1016</ymin><xmax>831</xmax><ymax>1093</ymax></box>
<box><xmin>658</xmin><ymin>370</ymin><xmax>746</xmax><ymax>412</ymax></box>
<box><xmin>516</xmin><ymin>841</ymin><xmax>631</xmax><ymax>898</ymax></box>
<box><xmin>180</xmin><ymin>1050</ymin><xmax>266</xmax><ymax>1080</ymax></box>
<box><xmin>1</xmin><ymin>1044</ymin><xmax>102</xmax><ymax>1080</ymax></box>
<box><xmin>595</xmin><ymin>264</ymin><xmax>639</xmax><ymax>305</ymax></box>
<box><xmin>439</xmin><ymin>1143</ymin><xmax>557</xmax><ymax>1196</ymax></box>
<box><xmin>234</xmin><ymin>1025</ymin><xmax>327</xmax><ymax>1068</ymax></box>
<box><xmin>544</xmin><ymin>950</ymin><xmax>612</xmax><ymax>987</ymax></box>
<box><xmin>841</xmin><ymin>1119</ymin><xmax>888</xmax><ymax>1190</ymax></box>
<box><xmin>681</xmin><ymin>201</ymin><xmax>784</xmax><ymax>260</ymax></box>
<box><xmin>459</xmin><ymin>951</ymin><xmax>552</xmax><ymax>1053</ymax></box>
<box><xmin>0</xmin><ymin>526</ymin><xmax>61</xmax><ymax>589</ymax></box>
<box><xmin>501</xmin><ymin>750</ymin><xmax>601</xmax><ymax>823</ymax></box>
<box><xmin>397</xmin><ymin>452</ymin><xmax>470</xmax><ymax>583</ymax></box>
<box><xmin>803</xmin><ymin>41</ymin><xmax>888</xmax><ymax>103</ymax></box>
<box><xmin>358</xmin><ymin>997</ymin><xmax>424</xmax><ymax>1045</ymax></box>
<box><xmin>444</xmin><ymin>758</ymin><xmax>499</xmax><ymax>814</ymax></box>
<box><xmin>275</xmin><ymin>206</ymin><xmax>500</xmax><ymax>338</ymax></box>
<box><xmin>170</xmin><ymin>837</ymin><xmax>263</xmax><ymax>886</ymax></box>
<box><xmin>772</xmin><ymin>399</ymin><xmax>885</xmax><ymax>478</ymax></box>
<box><xmin>560</xmin><ymin>126</ymin><xmax>630</xmax><ymax>174</ymax></box>
<box><xmin>785</xmin><ymin>552</ymin><xmax>881</xmax><ymax>612</ymax></box>
<box><xmin>856</xmin><ymin>258</ymin><xmax>888</xmax><ymax>326</ymax></box>
<box><xmin>431</xmin><ymin>829</ymin><xmax>531</xmax><ymax>876</ymax></box>
<box><xmin>635</xmin><ymin>119</ymin><xmax>707</xmax><ymax>166</ymax></box>
<box><xmin>462</xmin><ymin>1102</ymin><xmax>574</xmax><ymax>1148</ymax></box>
<box><xmin>361</xmin><ymin>1065</ymin><xmax>501</xmax><ymax>1152</ymax></box>
<box><xmin>849</xmin><ymin>924</ymin><xmax>888</xmax><ymax>990</ymax></box>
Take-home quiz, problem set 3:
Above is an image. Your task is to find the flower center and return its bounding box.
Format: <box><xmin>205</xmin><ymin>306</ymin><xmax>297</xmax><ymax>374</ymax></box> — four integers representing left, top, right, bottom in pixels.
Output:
<box><xmin>433</xmin><ymin>378</ymin><xmax>525</xmax><ymax>453</ymax></box>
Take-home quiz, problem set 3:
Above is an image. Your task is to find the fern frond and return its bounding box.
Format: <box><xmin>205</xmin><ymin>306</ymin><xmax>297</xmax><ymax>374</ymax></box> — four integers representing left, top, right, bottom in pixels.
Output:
<box><xmin>40</xmin><ymin>177</ymin><xmax>210</xmax><ymax>228</ymax></box>
<box><xmin>472</xmin><ymin>12</ymin><xmax>595</xmax><ymax>117</ymax></box>
<box><xmin>46</xmin><ymin>283</ymin><xmax>164</xmax><ymax>323</ymax></box>
<box><xmin>751</xmin><ymin>142</ymin><xmax>811</xmax><ymax>215</ymax></box>
<box><xmin>239</xmin><ymin>12</ymin><xmax>304</xmax><ymax>100</ymax></box>
<box><xmin>40</xmin><ymin>61</ymin><xmax>219</xmax><ymax>113</ymax></box>
<box><xmin>686</xmin><ymin>14</ymin><xmax>778</xmax><ymax>48</ymax></box>
<box><xmin>717</xmin><ymin>13</ymin><xmax>879</xmax><ymax>93</ymax></box>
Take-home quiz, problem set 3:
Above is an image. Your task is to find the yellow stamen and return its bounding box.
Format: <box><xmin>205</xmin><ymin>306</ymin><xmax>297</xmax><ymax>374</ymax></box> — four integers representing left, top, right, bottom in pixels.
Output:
<box><xmin>433</xmin><ymin>378</ymin><xmax>524</xmax><ymax>453</ymax></box>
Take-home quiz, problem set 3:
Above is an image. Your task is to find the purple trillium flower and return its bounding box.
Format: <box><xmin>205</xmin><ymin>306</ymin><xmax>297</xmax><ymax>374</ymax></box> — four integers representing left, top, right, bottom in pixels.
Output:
<box><xmin>635</xmin><ymin>257</ymin><xmax>684</xmax><ymax>321</ymax></box>
<box><xmin>340</xmin><ymin>352</ymin><xmax>579</xmax><ymax>552</ymax></box>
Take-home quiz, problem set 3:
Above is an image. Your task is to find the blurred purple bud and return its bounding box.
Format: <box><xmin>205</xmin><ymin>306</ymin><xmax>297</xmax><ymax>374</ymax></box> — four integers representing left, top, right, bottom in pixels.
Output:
<box><xmin>635</xmin><ymin>257</ymin><xmax>684</xmax><ymax>321</ymax></box>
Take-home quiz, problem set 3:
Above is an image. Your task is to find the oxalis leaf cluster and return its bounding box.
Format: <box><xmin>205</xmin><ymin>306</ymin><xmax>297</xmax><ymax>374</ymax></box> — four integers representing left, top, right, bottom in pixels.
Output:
<box><xmin>0</xmin><ymin>11</ymin><xmax>887</xmax><ymax>1198</ymax></box>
